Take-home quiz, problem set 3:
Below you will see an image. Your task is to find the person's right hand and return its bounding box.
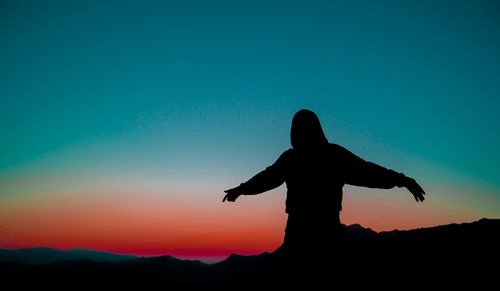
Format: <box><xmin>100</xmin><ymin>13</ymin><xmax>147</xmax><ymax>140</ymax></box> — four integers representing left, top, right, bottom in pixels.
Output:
<box><xmin>404</xmin><ymin>177</ymin><xmax>426</xmax><ymax>202</ymax></box>
<box><xmin>222</xmin><ymin>186</ymin><xmax>242</xmax><ymax>202</ymax></box>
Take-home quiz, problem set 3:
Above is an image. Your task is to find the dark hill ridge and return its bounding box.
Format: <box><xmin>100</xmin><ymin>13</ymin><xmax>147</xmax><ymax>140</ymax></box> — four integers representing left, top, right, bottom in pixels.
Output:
<box><xmin>0</xmin><ymin>247</ymin><xmax>138</xmax><ymax>264</ymax></box>
<box><xmin>344</xmin><ymin>217</ymin><xmax>500</xmax><ymax>247</ymax></box>
<box><xmin>1</xmin><ymin>218</ymin><xmax>498</xmax><ymax>289</ymax></box>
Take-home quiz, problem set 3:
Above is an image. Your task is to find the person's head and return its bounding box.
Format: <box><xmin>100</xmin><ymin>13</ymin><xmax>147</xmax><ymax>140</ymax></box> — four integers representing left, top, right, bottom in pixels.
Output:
<box><xmin>290</xmin><ymin>109</ymin><xmax>328</xmax><ymax>150</ymax></box>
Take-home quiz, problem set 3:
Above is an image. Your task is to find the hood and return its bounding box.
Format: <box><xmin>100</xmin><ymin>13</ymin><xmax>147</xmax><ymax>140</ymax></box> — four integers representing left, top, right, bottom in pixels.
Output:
<box><xmin>290</xmin><ymin>109</ymin><xmax>329</xmax><ymax>150</ymax></box>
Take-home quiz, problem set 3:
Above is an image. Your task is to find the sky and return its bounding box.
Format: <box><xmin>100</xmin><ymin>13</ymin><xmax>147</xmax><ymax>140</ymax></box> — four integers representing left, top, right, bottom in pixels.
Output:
<box><xmin>1</xmin><ymin>0</ymin><xmax>499</xmax><ymax>262</ymax></box>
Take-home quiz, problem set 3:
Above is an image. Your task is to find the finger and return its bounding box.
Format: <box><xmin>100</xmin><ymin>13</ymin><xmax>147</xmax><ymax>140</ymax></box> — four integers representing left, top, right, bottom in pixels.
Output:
<box><xmin>410</xmin><ymin>190</ymin><xmax>418</xmax><ymax>202</ymax></box>
<box><xmin>409</xmin><ymin>186</ymin><xmax>424</xmax><ymax>201</ymax></box>
<box><xmin>417</xmin><ymin>188</ymin><xmax>425</xmax><ymax>199</ymax></box>
<box><xmin>412</xmin><ymin>190</ymin><xmax>422</xmax><ymax>202</ymax></box>
<box><xmin>416</xmin><ymin>191</ymin><xmax>423</xmax><ymax>201</ymax></box>
<box><xmin>415</xmin><ymin>183</ymin><xmax>425</xmax><ymax>194</ymax></box>
<box><xmin>223</xmin><ymin>194</ymin><xmax>228</xmax><ymax>202</ymax></box>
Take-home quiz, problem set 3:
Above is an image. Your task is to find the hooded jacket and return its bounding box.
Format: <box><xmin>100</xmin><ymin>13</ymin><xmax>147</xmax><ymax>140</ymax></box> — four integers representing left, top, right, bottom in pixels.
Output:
<box><xmin>237</xmin><ymin>110</ymin><xmax>407</xmax><ymax>228</ymax></box>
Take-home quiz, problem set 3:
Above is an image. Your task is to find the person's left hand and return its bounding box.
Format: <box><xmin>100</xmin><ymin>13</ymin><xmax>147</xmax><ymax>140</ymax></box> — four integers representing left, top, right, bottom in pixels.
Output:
<box><xmin>404</xmin><ymin>177</ymin><xmax>426</xmax><ymax>202</ymax></box>
<box><xmin>223</xmin><ymin>187</ymin><xmax>242</xmax><ymax>202</ymax></box>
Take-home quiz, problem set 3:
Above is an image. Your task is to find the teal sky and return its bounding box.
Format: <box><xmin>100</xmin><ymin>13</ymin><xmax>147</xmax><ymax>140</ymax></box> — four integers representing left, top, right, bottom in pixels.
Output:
<box><xmin>1</xmin><ymin>0</ymin><xmax>499</xmax><ymax>229</ymax></box>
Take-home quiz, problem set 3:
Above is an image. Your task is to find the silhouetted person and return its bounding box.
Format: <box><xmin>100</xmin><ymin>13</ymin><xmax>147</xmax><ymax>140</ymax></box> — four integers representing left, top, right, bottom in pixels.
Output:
<box><xmin>223</xmin><ymin>109</ymin><xmax>425</xmax><ymax>262</ymax></box>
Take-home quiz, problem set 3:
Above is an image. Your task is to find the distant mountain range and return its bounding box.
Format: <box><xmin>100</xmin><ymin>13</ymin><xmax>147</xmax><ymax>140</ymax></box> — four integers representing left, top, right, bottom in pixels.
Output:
<box><xmin>0</xmin><ymin>247</ymin><xmax>138</xmax><ymax>264</ymax></box>
<box><xmin>1</xmin><ymin>218</ymin><xmax>498</xmax><ymax>289</ymax></box>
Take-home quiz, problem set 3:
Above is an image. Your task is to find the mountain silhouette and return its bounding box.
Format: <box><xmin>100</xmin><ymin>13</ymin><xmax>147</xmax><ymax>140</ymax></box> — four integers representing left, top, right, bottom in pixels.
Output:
<box><xmin>0</xmin><ymin>247</ymin><xmax>138</xmax><ymax>264</ymax></box>
<box><xmin>1</xmin><ymin>218</ymin><xmax>498</xmax><ymax>289</ymax></box>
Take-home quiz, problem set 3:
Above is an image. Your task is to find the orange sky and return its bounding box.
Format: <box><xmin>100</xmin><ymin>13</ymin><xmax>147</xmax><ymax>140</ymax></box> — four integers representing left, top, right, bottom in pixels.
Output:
<box><xmin>0</xmin><ymin>183</ymin><xmax>490</xmax><ymax>262</ymax></box>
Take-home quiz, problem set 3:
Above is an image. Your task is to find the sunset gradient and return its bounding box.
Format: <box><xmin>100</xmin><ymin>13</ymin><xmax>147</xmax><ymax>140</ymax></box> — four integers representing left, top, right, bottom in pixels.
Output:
<box><xmin>1</xmin><ymin>0</ymin><xmax>499</xmax><ymax>262</ymax></box>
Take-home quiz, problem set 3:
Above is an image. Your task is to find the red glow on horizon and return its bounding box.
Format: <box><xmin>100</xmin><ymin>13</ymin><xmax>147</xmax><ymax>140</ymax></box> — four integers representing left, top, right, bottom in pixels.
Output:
<box><xmin>0</xmin><ymin>186</ymin><xmax>485</xmax><ymax>262</ymax></box>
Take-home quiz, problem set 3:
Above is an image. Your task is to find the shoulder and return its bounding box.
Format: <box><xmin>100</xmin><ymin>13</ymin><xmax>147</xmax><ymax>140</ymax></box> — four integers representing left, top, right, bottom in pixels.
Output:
<box><xmin>269</xmin><ymin>148</ymin><xmax>294</xmax><ymax>167</ymax></box>
<box><xmin>280</xmin><ymin>148</ymin><xmax>294</xmax><ymax>158</ymax></box>
<box><xmin>327</xmin><ymin>143</ymin><xmax>348</xmax><ymax>153</ymax></box>
<box><xmin>327</xmin><ymin>143</ymin><xmax>358</xmax><ymax>158</ymax></box>
<box><xmin>275</xmin><ymin>148</ymin><xmax>294</xmax><ymax>162</ymax></box>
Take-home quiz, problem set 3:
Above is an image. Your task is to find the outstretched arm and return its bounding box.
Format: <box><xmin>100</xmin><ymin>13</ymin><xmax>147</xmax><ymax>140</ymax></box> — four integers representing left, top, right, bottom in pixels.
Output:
<box><xmin>340</xmin><ymin>146</ymin><xmax>426</xmax><ymax>202</ymax></box>
<box><xmin>223</xmin><ymin>150</ymin><xmax>290</xmax><ymax>202</ymax></box>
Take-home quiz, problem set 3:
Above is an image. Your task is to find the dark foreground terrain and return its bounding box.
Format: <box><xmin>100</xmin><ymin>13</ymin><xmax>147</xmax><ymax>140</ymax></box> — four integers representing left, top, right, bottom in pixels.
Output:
<box><xmin>1</xmin><ymin>218</ymin><xmax>498</xmax><ymax>289</ymax></box>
